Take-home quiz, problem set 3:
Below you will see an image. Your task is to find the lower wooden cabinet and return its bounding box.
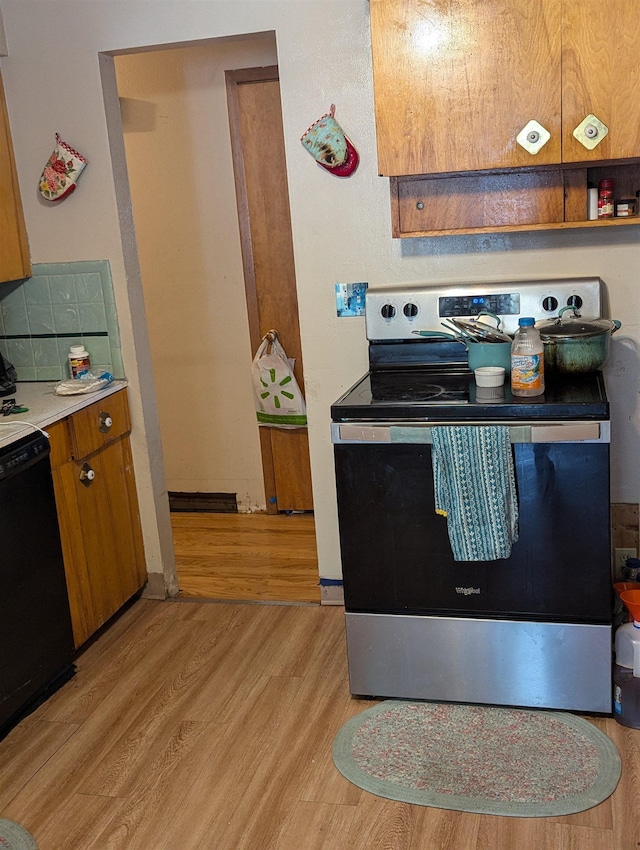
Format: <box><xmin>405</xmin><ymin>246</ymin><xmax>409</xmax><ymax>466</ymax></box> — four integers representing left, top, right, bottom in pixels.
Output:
<box><xmin>48</xmin><ymin>388</ymin><xmax>147</xmax><ymax>648</ymax></box>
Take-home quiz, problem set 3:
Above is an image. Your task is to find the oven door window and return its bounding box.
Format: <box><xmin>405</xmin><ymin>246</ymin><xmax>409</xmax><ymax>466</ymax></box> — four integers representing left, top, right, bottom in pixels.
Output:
<box><xmin>334</xmin><ymin>442</ymin><xmax>611</xmax><ymax>623</ymax></box>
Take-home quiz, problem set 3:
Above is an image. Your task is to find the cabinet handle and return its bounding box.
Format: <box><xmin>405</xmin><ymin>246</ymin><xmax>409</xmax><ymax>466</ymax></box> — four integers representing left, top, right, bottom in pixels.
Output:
<box><xmin>98</xmin><ymin>412</ymin><xmax>113</xmax><ymax>433</ymax></box>
<box><xmin>80</xmin><ymin>463</ymin><xmax>96</xmax><ymax>486</ymax></box>
<box><xmin>516</xmin><ymin>120</ymin><xmax>551</xmax><ymax>155</ymax></box>
<box><xmin>573</xmin><ymin>114</ymin><xmax>609</xmax><ymax>150</ymax></box>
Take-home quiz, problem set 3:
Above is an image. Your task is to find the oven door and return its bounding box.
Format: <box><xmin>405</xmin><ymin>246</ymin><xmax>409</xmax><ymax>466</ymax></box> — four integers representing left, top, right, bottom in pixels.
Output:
<box><xmin>333</xmin><ymin>421</ymin><xmax>611</xmax><ymax>624</ymax></box>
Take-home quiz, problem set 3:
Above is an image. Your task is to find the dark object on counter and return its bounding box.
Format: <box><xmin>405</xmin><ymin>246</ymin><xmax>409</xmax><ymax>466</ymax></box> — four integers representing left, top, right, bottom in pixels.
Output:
<box><xmin>0</xmin><ymin>351</ymin><xmax>17</xmax><ymax>396</ymax></box>
<box><xmin>0</xmin><ymin>432</ymin><xmax>75</xmax><ymax>739</ymax></box>
<box><xmin>1</xmin><ymin>399</ymin><xmax>28</xmax><ymax>416</ymax></box>
<box><xmin>537</xmin><ymin>309</ymin><xmax>621</xmax><ymax>374</ymax></box>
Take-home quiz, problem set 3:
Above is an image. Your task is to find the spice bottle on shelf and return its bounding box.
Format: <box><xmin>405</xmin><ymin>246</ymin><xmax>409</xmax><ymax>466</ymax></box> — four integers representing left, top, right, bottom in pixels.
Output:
<box><xmin>616</xmin><ymin>198</ymin><xmax>637</xmax><ymax>217</ymax></box>
<box><xmin>68</xmin><ymin>345</ymin><xmax>91</xmax><ymax>378</ymax></box>
<box><xmin>598</xmin><ymin>179</ymin><xmax>615</xmax><ymax>219</ymax></box>
<box><xmin>587</xmin><ymin>185</ymin><xmax>598</xmax><ymax>220</ymax></box>
<box><xmin>511</xmin><ymin>318</ymin><xmax>544</xmax><ymax>398</ymax></box>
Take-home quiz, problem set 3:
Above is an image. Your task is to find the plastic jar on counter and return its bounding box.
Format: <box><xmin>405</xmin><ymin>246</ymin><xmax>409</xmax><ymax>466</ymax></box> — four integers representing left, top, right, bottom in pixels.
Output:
<box><xmin>68</xmin><ymin>345</ymin><xmax>91</xmax><ymax>378</ymax></box>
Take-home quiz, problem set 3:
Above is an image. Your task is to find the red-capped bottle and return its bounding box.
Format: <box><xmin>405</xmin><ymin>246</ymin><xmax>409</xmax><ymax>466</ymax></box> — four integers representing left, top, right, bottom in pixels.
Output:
<box><xmin>598</xmin><ymin>179</ymin><xmax>615</xmax><ymax>219</ymax></box>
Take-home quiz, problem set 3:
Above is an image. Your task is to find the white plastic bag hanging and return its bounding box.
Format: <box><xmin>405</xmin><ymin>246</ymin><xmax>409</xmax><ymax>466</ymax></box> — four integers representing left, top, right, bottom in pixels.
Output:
<box><xmin>252</xmin><ymin>331</ymin><xmax>307</xmax><ymax>428</ymax></box>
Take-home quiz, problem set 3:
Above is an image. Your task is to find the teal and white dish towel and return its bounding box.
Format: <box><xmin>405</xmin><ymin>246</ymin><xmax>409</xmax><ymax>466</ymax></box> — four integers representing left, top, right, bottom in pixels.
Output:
<box><xmin>431</xmin><ymin>425</ymin><xmax>519</xmax><ymax>561</ymax></box>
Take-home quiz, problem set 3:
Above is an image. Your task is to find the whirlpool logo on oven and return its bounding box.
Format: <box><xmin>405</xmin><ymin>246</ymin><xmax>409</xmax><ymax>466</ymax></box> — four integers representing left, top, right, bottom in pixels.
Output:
<box><xmin>455</xmin><ymin>586</ymin><xmax>481</xmax><ymax>595</ymax></box>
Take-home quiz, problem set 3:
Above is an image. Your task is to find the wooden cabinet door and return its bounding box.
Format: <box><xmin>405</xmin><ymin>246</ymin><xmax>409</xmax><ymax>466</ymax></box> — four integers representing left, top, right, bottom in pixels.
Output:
<box><xmin>50</xmin><ymin>393</ymin><xmax>146</xmax><ymax>648</ymax></box>
<box><xmin>0</xmin><ymin>73</ymin><xmax>31</xmax><ymax>283</ymax></box>
<box><xmin>562</xmin><ymin>0</ymin><xmax>640</xmax><ymax>163</ymax></box>
<box><xmin>71</xmin><ymin>436</ymin><xmax>146</xmax><ymax>636</ymax></box>
<box><xmin>370</xmin><ymin>0</ymin><xmax>562</xmax><ymax>176</ymax></box>
<box><xmin>54</xmin><ymin>435</ymin><xmax>146</xmax><ymax>647</ymax></box>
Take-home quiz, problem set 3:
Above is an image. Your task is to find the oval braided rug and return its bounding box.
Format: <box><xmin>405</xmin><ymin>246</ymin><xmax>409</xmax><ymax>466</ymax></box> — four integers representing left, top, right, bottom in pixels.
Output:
<box><xmin>0</xmin><ymin>819</ymin><xmax>38</xmax><ymax>849</ymax></box>
<box><xmin>332</xmin><ymin>701</ymin><xmax>621</xmax><ymax>817</ymax></box>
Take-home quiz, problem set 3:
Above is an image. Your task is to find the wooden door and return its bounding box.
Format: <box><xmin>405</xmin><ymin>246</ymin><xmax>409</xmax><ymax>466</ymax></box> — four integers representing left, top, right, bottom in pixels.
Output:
<box><xmin>562</xmin><ymin>0</ymin><xmax>640</xmax><ymax>163</ymax></box>
<box><xmin>0</xmin><ymin>72</ymin><xmax>31</xmax><ymax>283</ymax></box>
<box><xmin>226</xmin><ymin>67</ymin><xmax>313</xmax><ymax>513</ymax></box>
<box><xmin>369</xmin><ymin>0</ymin><xmax>562</xmax><ymax>176</ymax></box>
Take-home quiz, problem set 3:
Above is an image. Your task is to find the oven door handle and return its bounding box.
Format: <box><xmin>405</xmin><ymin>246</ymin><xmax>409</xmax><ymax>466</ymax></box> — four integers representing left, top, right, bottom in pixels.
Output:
<box><xmin>392</xmin><ymin>423</ymin><xmax>607</xmax><ymax>444</ymax></box>
<box><xmin>333</xmin><ymin>422</ymin><xmax>609</xmax><ymax>444</ymax></box>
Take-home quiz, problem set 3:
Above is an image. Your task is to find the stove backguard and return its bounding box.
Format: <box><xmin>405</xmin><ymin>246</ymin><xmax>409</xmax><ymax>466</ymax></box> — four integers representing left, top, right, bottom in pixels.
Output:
<box><xmin>365</xmin><ymin>277</ymin><xmax>604</xmax><ymax>342</ymax></box>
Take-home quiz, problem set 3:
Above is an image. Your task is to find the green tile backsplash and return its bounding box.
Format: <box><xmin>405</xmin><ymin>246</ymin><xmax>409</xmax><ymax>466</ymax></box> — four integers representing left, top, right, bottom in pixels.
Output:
<box><xmin>0</xmin><ymin>260</ymin><xmax>124</xmax><ymax>382</ymax></box>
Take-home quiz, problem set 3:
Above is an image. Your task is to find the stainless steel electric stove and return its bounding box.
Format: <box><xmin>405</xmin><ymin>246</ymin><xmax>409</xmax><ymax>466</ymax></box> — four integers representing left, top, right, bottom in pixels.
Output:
<box><xmin>331</xmin><ymin>278</ymin><xmax>612</xmax><ymax>713</ymax></box>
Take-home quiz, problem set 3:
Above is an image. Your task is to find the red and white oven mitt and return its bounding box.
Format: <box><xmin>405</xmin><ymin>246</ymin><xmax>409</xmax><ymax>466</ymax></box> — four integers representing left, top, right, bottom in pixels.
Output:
<box><xmin>38</xmin><ymin>133</ymin><xmax>88</xmax><ymax>202</ymax></box>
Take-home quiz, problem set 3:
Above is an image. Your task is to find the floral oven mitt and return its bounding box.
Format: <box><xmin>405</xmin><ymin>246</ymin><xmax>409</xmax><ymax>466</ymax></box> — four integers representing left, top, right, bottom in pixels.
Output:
<box><xmin>38</xmin><ymin>133</ymin><xmax>87</xmax><ymax>202</ymax></box>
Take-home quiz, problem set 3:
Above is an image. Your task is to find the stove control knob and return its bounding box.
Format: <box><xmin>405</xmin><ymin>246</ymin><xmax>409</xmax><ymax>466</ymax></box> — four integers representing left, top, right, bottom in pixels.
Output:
<box><xmin>403</xmin><ymin>302</ymin><xmax>419</xmax><ymax>318</ymax></box>
<box><xmin>381</xmin><ymin>304</ymin><xmax>396</xmax><ymax>320</ymax></box>
<box><xmin>567</xmin><ymin>295</ymin><xmax>583</xmax><ymax>310</ymax></box>
<box><xmin>542</xmin><ymin>296</ymin><xmax>558</xmax><ymax>312</ymax></box>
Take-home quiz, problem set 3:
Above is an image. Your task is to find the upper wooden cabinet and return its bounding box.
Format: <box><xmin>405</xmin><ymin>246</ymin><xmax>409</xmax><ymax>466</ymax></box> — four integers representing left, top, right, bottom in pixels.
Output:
<box><xmin>371</xmin><ymin>0</ymin><xmax>640</xmax><ymax>177</ymax></box>
<box><xmin>0</xmin><ymin>71</ymin><xmax>31</xmax><ymax>282</ymax></box>
<box><xmin>370</xmin><ymin>0</ymin><xmax>640</xmax><ymax>236</ymax></box>
<box><xmin>562</xmin><ymin>1</ymin><xmax>640</xmax><ymax>164</ymax></box>
<box><xmin>370</xmin><ymin>0</ymin><xmax>562</xmax><ymax>176</ymax></box>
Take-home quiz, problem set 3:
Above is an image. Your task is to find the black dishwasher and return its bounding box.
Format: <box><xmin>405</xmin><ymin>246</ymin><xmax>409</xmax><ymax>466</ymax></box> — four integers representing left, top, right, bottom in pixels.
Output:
<box><xmin>0</xmin><ymin>431</ymin><xmax>75</xmax><ymax>737</ymax></box>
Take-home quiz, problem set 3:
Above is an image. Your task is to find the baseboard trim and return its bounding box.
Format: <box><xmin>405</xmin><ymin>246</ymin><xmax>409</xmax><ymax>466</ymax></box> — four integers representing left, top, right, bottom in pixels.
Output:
<box><xmin>142</xmin><ymin>571</ymin><xmax>167</xmax><ymax>600</ymax></box>
<box><xmin>320</xmin><ymin>584</ymin><xmax>344</xmax><ymax>606</ymax></box>
<box><xmin>169</xmin><ymin>491</ymin><xmax>238</xmax><ymax>513</ymax></box>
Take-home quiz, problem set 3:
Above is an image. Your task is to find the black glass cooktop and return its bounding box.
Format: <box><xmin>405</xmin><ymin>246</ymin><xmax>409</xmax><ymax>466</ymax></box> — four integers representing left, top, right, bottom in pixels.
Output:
<box><xmin>331</xmin><ymin>369</ymin><xmax>609</xmax><ymax>422</ymax></box>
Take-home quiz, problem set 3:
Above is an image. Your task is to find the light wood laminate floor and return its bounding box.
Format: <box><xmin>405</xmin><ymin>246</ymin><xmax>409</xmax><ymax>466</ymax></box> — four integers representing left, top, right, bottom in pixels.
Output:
<box><xmin>2</xmin><ymin>598</ymin><xmax>640</xmax><ymax>849</ymax></box>
<box><xmin>171</xmin><ymin>512</ymin><xmax>320</xmax><ymax>604</ymax></box>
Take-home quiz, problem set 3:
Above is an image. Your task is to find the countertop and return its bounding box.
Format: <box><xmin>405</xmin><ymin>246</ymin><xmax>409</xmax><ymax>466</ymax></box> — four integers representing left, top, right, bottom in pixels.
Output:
<box><xmin>0</xmin><ymin>380</ymin><xmax>128</xmax><ymax>450</ymax></box>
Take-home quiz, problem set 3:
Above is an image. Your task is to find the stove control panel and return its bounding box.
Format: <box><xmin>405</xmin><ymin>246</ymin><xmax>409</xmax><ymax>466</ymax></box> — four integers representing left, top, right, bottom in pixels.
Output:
<box><xmin>439</xmin><ymin>292</ymin><xmax>521</xmax><ymax>318</ymax></box>
<box><xmin>365</xmin><ymin>277</ymin><xmax>603</xmax><ymax>340</ymax></box>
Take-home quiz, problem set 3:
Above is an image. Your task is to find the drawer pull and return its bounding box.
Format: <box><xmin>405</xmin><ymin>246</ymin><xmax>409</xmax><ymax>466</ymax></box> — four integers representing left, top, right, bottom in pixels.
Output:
<box><xmin>99</xmin><ymin>412</ymin><xmax>113</xmax><ymax>433</ymax></box>
<box><xmin>80</xmin><ymin>463</ymin><xmax>96</xmax><ymax>486</ymax></box>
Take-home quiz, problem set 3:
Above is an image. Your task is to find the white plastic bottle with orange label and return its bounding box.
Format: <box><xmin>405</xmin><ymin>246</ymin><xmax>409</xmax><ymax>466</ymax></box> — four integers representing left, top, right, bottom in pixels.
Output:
<box><xmin>68</xmin><ymin>345</ymin><xmax>91</xmax><ymax>378</ymax></box>
<box><xmin>510</xmin><ymin>317</ymin><xmax>544</xmax><ymax>397</ymax></box>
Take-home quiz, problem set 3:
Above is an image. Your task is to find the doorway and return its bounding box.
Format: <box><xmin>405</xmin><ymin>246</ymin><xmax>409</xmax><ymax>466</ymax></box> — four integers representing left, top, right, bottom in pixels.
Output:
<box><xmin>112</xmin><ymin>37</ymin><xmax>319</xmax><ymax>603</ymax></box>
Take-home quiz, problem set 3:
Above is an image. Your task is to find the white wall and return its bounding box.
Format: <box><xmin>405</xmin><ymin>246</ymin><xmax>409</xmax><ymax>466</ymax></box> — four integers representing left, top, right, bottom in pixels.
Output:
<box><xmin>1</xmin><ymin>0</ymin><xmax>639</xmax><ymax>590</ymax></box>
<box><xmin>115</xmin><ymin>37</ymin><xmax>277</xmax><ymax>512</ymax></box>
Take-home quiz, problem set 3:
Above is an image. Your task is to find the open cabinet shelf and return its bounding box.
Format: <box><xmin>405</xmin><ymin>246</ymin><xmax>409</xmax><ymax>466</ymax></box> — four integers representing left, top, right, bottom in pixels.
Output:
<box><xmin>390</xmin><ymin>162</ymin><xmax>640</xmax><ymax>238</ymax></box>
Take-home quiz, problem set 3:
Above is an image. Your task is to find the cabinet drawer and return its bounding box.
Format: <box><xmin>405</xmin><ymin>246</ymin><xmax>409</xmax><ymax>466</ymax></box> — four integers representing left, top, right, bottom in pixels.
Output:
<box><xmin>69</xmin><ymin>389</ymin><xmax>131</xmax><ymax>460</ymax></box>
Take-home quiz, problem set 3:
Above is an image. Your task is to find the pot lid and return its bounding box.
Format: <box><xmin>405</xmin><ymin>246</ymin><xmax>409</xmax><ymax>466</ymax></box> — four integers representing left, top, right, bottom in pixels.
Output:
<box><xmin>537</xmin><ymin>314</ymin><xmax>618</xmax><ymax>341</ymax></box>
<box><xmin>450</xmin><ymin>317</ymin><xmax>512</xmax><ymax>343</ymax></box>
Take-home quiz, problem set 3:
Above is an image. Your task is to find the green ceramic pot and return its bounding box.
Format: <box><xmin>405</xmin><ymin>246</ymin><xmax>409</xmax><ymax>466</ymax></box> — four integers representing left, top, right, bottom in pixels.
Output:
<box><xmin>538</xmin><ymin>314</ymin><xmax>621</xmax><ymax>374</ymax></box>
<box><xmin>467</xmin><ymin>341</ymin><xmax>512</xmax><ymax>375</ymax></box>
